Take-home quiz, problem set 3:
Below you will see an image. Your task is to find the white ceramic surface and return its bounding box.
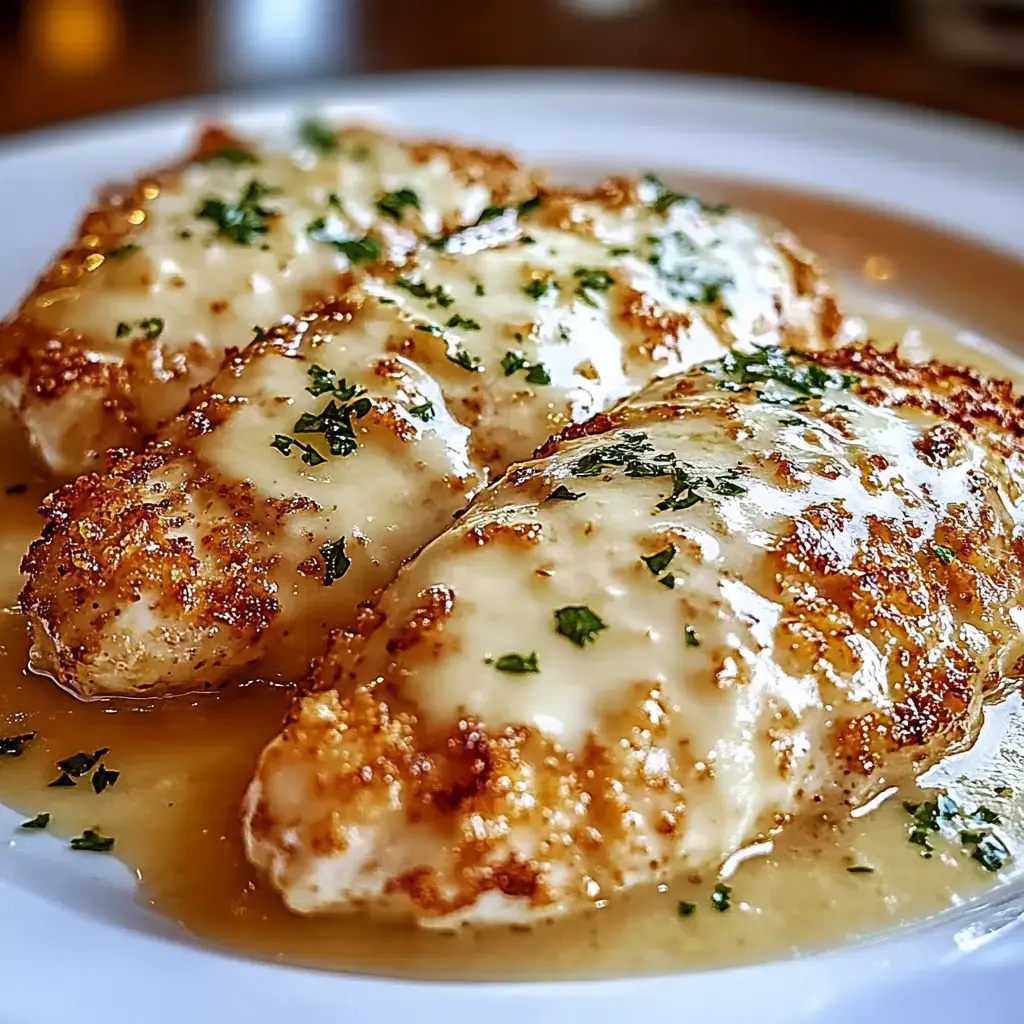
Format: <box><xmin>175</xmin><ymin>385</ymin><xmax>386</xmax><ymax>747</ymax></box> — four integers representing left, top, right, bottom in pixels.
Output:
<box><xmin>1</xmin><ymin>71</ymin><xmax>1023</xmax><ymax>1024</ymax></box>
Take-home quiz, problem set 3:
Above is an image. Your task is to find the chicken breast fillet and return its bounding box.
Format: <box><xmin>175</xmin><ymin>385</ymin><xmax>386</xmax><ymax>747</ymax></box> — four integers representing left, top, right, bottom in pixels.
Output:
<box><xmin>244</xmin><ymin>344</ymin><xmax>1024</xmax><ymax>927</ymax></box>
<box><xmin>0</xmin><ymin>122</ymin><xmax>540</xmax><ymax>477</ymax></box>
<box><xmin>21</xmin><ymin>176</ymin><xmax>837</xmax><ymax>698</ymax></box>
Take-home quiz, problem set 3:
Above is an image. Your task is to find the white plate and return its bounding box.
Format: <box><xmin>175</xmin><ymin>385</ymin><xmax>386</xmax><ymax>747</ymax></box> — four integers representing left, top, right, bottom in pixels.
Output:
<box><xmin>1</xmin><ymin>71</ymin><xmax>1023</xmax><ymax>1024</ymax></box>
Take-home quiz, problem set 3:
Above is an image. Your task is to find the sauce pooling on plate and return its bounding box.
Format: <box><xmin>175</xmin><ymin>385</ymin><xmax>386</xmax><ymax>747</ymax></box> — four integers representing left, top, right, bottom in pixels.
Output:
<box><xmin>0</xmin><ymin>180</ymin><xmax>1022</xmax><ymax>979</ymax></box>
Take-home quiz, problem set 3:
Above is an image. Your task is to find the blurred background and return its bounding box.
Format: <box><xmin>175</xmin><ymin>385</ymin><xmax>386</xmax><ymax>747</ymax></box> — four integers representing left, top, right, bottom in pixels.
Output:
<box><xmin>1</xmin><ymin>0</ymin><xmax>1023</xmax><ymax>137</ymax></box>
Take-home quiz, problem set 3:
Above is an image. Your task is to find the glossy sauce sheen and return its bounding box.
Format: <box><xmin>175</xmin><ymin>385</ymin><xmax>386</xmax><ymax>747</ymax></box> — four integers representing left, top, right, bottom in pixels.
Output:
<box><xmin>1</xmin><ymin>181</ymin><xmax>1023</xmax><ymax>978</ymax></box>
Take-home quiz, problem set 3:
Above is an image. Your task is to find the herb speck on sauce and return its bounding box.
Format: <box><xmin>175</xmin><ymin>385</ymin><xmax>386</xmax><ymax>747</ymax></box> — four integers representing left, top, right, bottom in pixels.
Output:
<box><xmin>523</xmin><ymin>278</ymin><xmax>558</xmax><ymax>300</ymax></box>
<box><xmin>375</xmin><ymin>188</ymin><xmax>420</xmax><ymax>221</ymax></box>
<box><xmin>677</xmin><ymin>901</ymin><xmax>697</xmax><ymax>918</ymax></box>
<box><xmin>641</xmin><ymin>545</ymin><xmax>676</xmax><ymax>576</ymax></box>
<box><xmin>446</xmin><ymin>313</ymin><xmax>481</xmax><ymax>331</ymax></box>
<box><xmin>69</xmin><ymin>829</ymin><xmax>115</xmax><ymax>854</ymax></box>
<box><xmin>573</xmin><ymin>267</ymin><xmax>615</xmax><ymax>306</ymax></box>
<box><xmin>448</xmin><ymin>347</ymin><xmax>483</xmax><ymax>372</ymax></box>
<box><xmin>57</xmin><ymin>748</ymin><xmax>109</xmax><ymax>778</ymax></box>
<box><xmin>544</xmin><ymin>485</ymin><xmax>584</xmax><ymax>502</ymax></box>
<box><xmin>0</xmin><ymin>733</ymin><xmax>36</xmax><ymax>757</ymax></box>
<box><xmin>20</xmin><ymin>813</ymin><xmax>50</xmax><ymax>830</ymax></box>
<box><xmin>395</xmin><ymin>277</ymin><xmax>455</xmax><ymax>309</ymax></box>
<box><xmin>846</xmin><ymin>866</ymin><xmax>874</xmax><ymax>874</ymax></box>
<box><xmin>306</xmin><ymin>219</ymin><xmax>381</xmax><ymax>263</ymax></box>
<box><xmin>199</xmin><ymin>145</ymin><xmax>259</xmax><ymax>166</ymax></box>
<box><xmin>48</xmin><ymin>773</ymin><xmax>76</xmax><ymax>788</ymax></box>
<box><xmin>554</xmin><ymin>605</ymin><xmax>607</xmax><ymax>647</ymax></box>
<box><xmin>320</xmin><ymin>537</ymin><xmax>351</xmax><ymax>587</ymax></box>
<box><xmin>408</xmin><ymin>401</ymin><xmax>435</xmax><ymax>422</ymax></box>
<box><xmin>710</xmin><ymin>883</ymin><xmax>732</xmax><ymax>912</ymax></box>
<box><xmin>485</xmin><ymin>652</ymin><xmax>540</xmax><ymax>674</ymax></box>
<box><xmin>932</xmin><ymin>544</ymin><xmax>956</xmax><ymax>564</ymax></box>
<box><xmin>92</xmin><ymin>765</ymin><xmax>120</xmax><ymax>794</ymax></box>
<box><xmin>104</xmin><ymin>243</ymin><xmax>140</xmax><ymax>258</ymax></box>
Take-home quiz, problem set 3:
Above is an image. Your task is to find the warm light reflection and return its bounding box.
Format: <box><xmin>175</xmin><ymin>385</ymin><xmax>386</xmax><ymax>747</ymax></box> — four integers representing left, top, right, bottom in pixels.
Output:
<box><xmin>863</xmin><ymin>254</ymin><xmax>895</xmax><ymax>283</ymax></box>
<box><xmin>25</xmin><ymin>0</ymin><xmax>121</xmax><ymax>75</ymax></box>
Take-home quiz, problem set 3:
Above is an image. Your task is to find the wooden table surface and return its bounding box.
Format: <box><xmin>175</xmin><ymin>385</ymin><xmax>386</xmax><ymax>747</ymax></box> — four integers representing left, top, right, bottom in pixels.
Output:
<box><xmin>1</xmin><ymin>0</ymin><xmax>1023</xmax><ymax>138</ymax></box>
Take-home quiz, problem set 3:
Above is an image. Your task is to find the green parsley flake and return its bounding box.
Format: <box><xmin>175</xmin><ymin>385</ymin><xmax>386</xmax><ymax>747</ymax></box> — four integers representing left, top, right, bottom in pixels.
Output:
<box><xmin>57</xmin><ymin>748</ymin><xmax>109</xmax><ymax>778</ymax></box>
<box><xmin>409</xmin><ymin>401</ymin><xmax>435</xmax><ymax>422</ymax></box>
<box><xmin>139</xmin><ymin>317</ymin><xmax>164</xmax><ymax>340</ymax></box>
<box><xmin>932</xmin><ymin>544</ymin><xmax>956</xmax><ymax>564</ymax></box>
<box><xmin>523</xmin><ymin>278</ymin><xmax>557</xmax><ymax>300</ymax></box>
<box><xmin>70</xmin><ymin>829</ymin><xmax>115</xmax><ymax>853</ymax></box>
<box><xmin>641</xmin><ymin>173</ymin><xmax>731</xmax><ymax>217</ymax></box>
<box><xmin>0</xmin><ymin>733</ymin><xmax>35</xmax><ymax>757</ymax></box>
<box><xmin>658</xmin><ymin>574</ymin><xmax>676</xmax><ymax>589</ymax></box>
<box><xmin>20</xmin><ymin>813</ymin><xmax>50</xmax><ymax>830</ymax></box>
<box><xmin>199</xmin><ymin>145</ymin><xmax>259</xmax><ymax>165</ymax></box>
<box><xmin>306</xmin><ymin>218</ymin><xmax>381</xmax><ymax>263</ymax></box>
<box><xmin>486</xmin><ymin>652</ymin><xmax>540</xmax><ymax>674</ymax></box>
<box><xmin>554</xmin><ymin>606</ymin><xmax>607</xmax><ymax>648</ymax></box>
<box><xmin>92</xmin><ymin>765</ymin><xmax>119</xmax><ymax>794</ymax></box>
<box><xmin>501</xmin><ymin>351</ymin><xmax>528</xmax><ymax>376</ymax></box>
<box><xmin>48</xmin><ymin>772</ymin><xmax>76</xmax><ymax>788</ymax></box>
<box><xmin>971</xmin><ymin>833</ymin><xmax>1011</xmax><ymax>873</ymax></box>
<box><xmin>376</xmin><ymin>188</ymin><xmax>420</xmax><ymax>221</ymax></box>
<box><xmin>395</xmin><ymin>277</ymin><xmax>454</xmax><ymax>309</ymax></box>
<box><xmin>846</xmin><ymin>866</ymin><xmax>874</xmax><ymax>874</ymax></box>
<box><xmin>573</xmin><ymin>267</ymin><xmax>615</xmax><ymax>306</ymax></box>
<box><xmin>544</xmin><ymin>485</ymin><xmax>584</xmax><ymax>502</ymax></box>
<box><xmin>115</xmin><ymin>321</ymin><xmax>131</xmax><ymax>339</ymax></box>
<box><xmin>995</xmin><ymin>784</ymin><xmax>1014</xmax><ymax>798</ymax></box>
<box><xmin>711</xmin><ymin>346</ymin><xmax>858</xmax><ymax>399</ymax></box>
<box><xmin>648</xmin><ymin>231</ymin><xmax>733</xmax><ymax>307</ymax></box>
<box><xmin>196</xmin><ymin>179</ymin><xmax>280</xmax><ymax>246</ymax></box>
<box><xmin>710</xmin><ymin>883</ymin><xmax>732</xmax><ymax>912</ymax></box>
<box><xmin>677</xmin><ymin>901</ymin><xmax>697</xmax><ymax>918</ymax></box>
<box><xmin>320</xmin><ymin>537</ymin><xmax>351</xmax><ymax>587</ymax></box>
<box><xmin>446</xmin><ymin>313</ymin><xmax>481</xmax><ymax>331</ymax></box>
<box><xmin>448</xmin><ymin>347</ymin><xmax>482</xmax><ymax>372</ymax></box>
<box><xmin>684</xmin><ymin>625</ymin><xmax>700</xmax><ymax>648</ymax></box>
<box><xmin>299</xmin><ymin>117</ymin><xmax>337</xmax><ymax>153</ymax></box>
<box><xmin>641</xmin><ymin>545</ymin><xmax>676</xmax><ymax>576</ymax></box>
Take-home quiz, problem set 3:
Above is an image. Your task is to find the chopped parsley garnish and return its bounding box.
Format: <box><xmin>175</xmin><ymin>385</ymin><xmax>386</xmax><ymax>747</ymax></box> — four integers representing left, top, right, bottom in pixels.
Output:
<box><xmin>648</xmin><ymin>231</ymin><xmax>733</xmax><ymax>307</ymax></box>
<box><xmin>271</xmin><ymin>365</ymin><xmax>371</xmax><ymax>462</ymax></box>
<box><xmin>658</xmin><ymin>574</ymin><xmax>676</xmax><ymax>589</ymax></box>
<box><xmin>523</xmin><ymin>278</ymin><xmax>558</xmax><ymax>300</ymax></box>
<box><xmin>446</xmin><ymin>313</ymin><xmax>481</xmax><ymax>331</ymax></box>
<box><xmin>684</xmin><ymin>625</ymin><xmax>701</xmax><ymax>648</ymax></box>
<box><xmin>199</xmin><ymin>145</ymin><xmax>259</xmax><ymax>165</ymax></box>
<box><xmin>408</xmin><ymin>401</ymin><xmax>435</xmax><ymax>421</ymax></box>
<box><xmin>971</xmin><ymin>833</ymin><xmax>1011</xmax><ymax>873</ymax></box>
<box><xmin>416</xmin><ymin>324</ymin><xmax>444</xmax><ymax>336</ymax></box>
<box><xmin>0</xmin><ymin>732</ymin><xmax>35</xmax><ymax>757</ymax></box>
<box><xmin>554</xmin><ymin>605</ymin><xmax>607</xmax><ymax>647</ymax></box>
<box><xmin>711</xmin><ymin>346</ymin><xmax>858</xmax><ymax>398</ymax></box>
<box><xmin>932</xmin><ymin>544</ymin><xmax>956</xmax><ymax>564</ymax></box>
<box><xmin>677</xmin><ymin>901</ymin><xmax>697</xmax><ymax>918</ymax></box>
<box><xmin>656</xmin><ymin>465</ymin><xmax>746</xmax><ymax>511</ymax></box>
<box><xmin>474</xmin><ymin>282</ymin><xmax>486</xmax><ymax>297</ymax></box>
<box><xmin>544</xmin><ymin>485</ymin><xmax>584</xmax><ymax>502</ymax></box>
<box><xmin>104</xmin><ymin>243</ymin><xmax>139</xmax><ymax>258</ymax></box>
<box><xmin>20</xmin><ymin>813</ymin><xmax>50</xmax><ymax>830</ymax></box>
<box><xmin>501</xmin><ymin>351</ymin><xmax>528</xmax><ymax>376</ymax></box>
<box><xmin>974</xmin><ymin>805</ymin><xmax>1002</xmax><ymax>825</ymax></box>
<box><xmin>139</xmin><ymin>317</ymin><xmax>164</xmax><ymax>340</ymax></box>
<box><xmin>448</xmin><ymin>347</ymin><xmax>482</xmax><ymax>372</ymax></box>
<box><xmin>320</xmin><ymin>537</ymin><xmax>351</xmax><ymax>587</ymax></box>
<box><xmin>57</xmin><ymin>748</ymin><xmax>109</xmax><ymax>778</ymax></box>
<box><xmin>486</xmin><ymin>652</ymin><xmax>540</xmax><ymax>674</ymax></box>
<box><xmin>70</xmin><ymin>829</ymin><xmax>115</xmax><ymax>853</ymax></box>
<box><xmin>995</xmin><ymin>784</ymin><xmax>1014</xmax><ymax>798</ymax></box>
<box><xmin>710</xmin><ymin>883</ymin><xmax>732</xmax><ymax>912</ymax></box>
<box><xmin>375</xmin><ymin>187</ymin><xmax>420</xmax><ymax>221</ymax></box>
<box><xmin>847</xmin><ymin>866</ymin><xmax>874</xmax><ymax>874</ymax></box>
<box><xmin>641</xmin><ymin>173</ymin><xmax>731</xmax><ymax>217</ymax></box>
<box><xmin>92</xmin><ymin>765</ymin><xmax>119</xmax><ymax>794</ymax></box>
<box><xmin>115</xmin><ymin>318</ymin><xmax>164</xmax><ymax>341</ymax></box>
<box><xmin>299</xmin><ymin>117</ymin><xmax>337</xmax><ymax>153</ymax></box>
<box><xmin>271</xmin><ymin>436</ymin><xmax>327</xmax><ymax>466</ymax></box>
<box><xmin>641</xmin><ymin>545</ymin><xmax>676</xmax><ymax>576</ymax></box>
<box><xmin>306</xmin><ymin>219</ymin><xmax>381</xmax><ymax>263</ymax></box>
<box><xmin>608</xmin><ymin>246</ymin><xmax>634</xmax><ymax>257</ymax></box>
<box><xmin>196</xmin><ymin>179</ymin><xmax>280</xmax><ymax>246</ymax></box>
<box><xmin>395</xmin><ymin>276</ymin><xmax>454</xmax><ymax>308</ymax></box>
<box><xmin>48</xmin><ymin>773</ymin><xmax>76</xmax><ymax>788</ymax></box>
<box><xmin>475</xmin><ymin>195</ymin><xmax>542</xmax><ymax>225</ymax></box>
<box><xmin>573</xmin><ymin>267</ymin><xmax>615</xmax><ymax>306</ymax></box>
<box><xmin>501</xmin><ymin>350</ymin><xmax>550</xmax><ymax>386</ymax></box>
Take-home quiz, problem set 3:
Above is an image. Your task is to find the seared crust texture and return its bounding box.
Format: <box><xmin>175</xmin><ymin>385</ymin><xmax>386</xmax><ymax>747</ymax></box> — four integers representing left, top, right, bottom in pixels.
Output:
<box><xmin>20</xmin><ymin>167</ymin><xmax>837</xmax><ymax>698</ymax></box>
<box><xmin>243</xmin><ymin>345</ymin><xmax>1024</xmax><ymax>927</ymax></box>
